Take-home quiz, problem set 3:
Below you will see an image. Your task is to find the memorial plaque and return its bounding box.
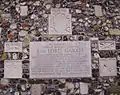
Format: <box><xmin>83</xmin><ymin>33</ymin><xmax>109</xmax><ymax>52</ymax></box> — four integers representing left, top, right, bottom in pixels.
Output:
<box><xmin>30</xmin><ymin>41</ymin><xmax>92</xmax><ymax>78</ymax></box>
<box><xmin>31</xmin><ymin>84</ymin><xmax>42</xmax><ymax>95</ymax></box>
<box><xmin>80</xmin><ymin>82</ymin><xmax>89</xmax><ymax>94</ymax></box>
<box><xmin>20</xmin><ymin>6</ymin><xmax>28</xmax><ymax>16</ymax></box>
<box><xmin>4</xmin><ymin>60</ymin><xmax>22</xmax><ymax>78</ymax></box>
<box><xmin>4</xmin><ymin>42</ymin><xmax>22</xmax><ymax>52</ymax></box>
<box><xmin>98</xmin><ymin>41</ymin><xmax>116</xmax><ymax>50</ymax></box>
<box><xmin>99</xmin><ymin>58</ymin><xmax>117</xmax><ymax>76</ymax></box>
<box><xmin>94</xmin><ymin>5</ymin><xmax>103</xmax><ymax>17</ymax></box>
<box><xmin>49</xmin><ymin>8</ymin><xmax>72</xmax><ymax>34</ymax></box>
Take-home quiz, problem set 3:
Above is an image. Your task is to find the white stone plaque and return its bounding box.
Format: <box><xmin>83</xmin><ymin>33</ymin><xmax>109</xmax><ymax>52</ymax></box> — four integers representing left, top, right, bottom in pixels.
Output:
<box><xmin>98</xmin><ymin>41</ymin><xmax>116</xmax><ymax>50</ymax></box>
<box><xmin>31</xmin><ymin>84</ymin><xmax>42</xmax><ymax>95</ymax></box>
<box><xmin>99</xmin><ymin>58</ymin><xmax>117</xmax><ymax>76</ymax></box>
<box><xmin>94</xmin><ymin>5</ymin><xmax>103</xmax><ymax>17</ymax></box>
<box><xmin>4</xmin><ymin>60</ymin><xmax>22</xmax><ymax>78</ymax></box>
<box><xmin>20</xmin><ymin>6</ymin><xmax>28</xmax><ymax>16</ymax></box>
<box><xmin>30</xmin><ymin>41</ymin><xmax>92</xmax><ymax>78</ymax></box>
<box><xmin>4</xmin><ymin>42</ymin><xmax>22</xmax><ymax>52</ymax></box>
<box><xmin>80</xmin><ymin>82</ymin><xmax>89</xmax><ymax>94</ymax></box>
<box><xmin>49</xmin><ymin>8</ymin><xmax>72</xmax><ymax>34</ymax></box>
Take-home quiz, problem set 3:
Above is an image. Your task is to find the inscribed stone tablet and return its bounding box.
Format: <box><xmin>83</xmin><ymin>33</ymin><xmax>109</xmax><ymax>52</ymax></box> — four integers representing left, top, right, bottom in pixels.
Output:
<box><xmin>80</xmin><ymin>82</ymin><xmax>89</xmax><ymax>94</ymax></box>
<box><xmin>31</xmin><ymin>84</ymin><xmax>42</xmax><ymax>95</ymax></box>
<box><xmin>20</xmin><ymin>6</ymin><xmax>28</xmax><ymax>16</ymax></box>
<box><xmin>98</xmin><ymin>41</ymin><xmax>116</xmax><ymax>50</ymax></box>
<box><xmin>49</xmin><ymin>8</ymin><xmax>72</xmax><ymax>34</ymax></box>
<box><xmin>4</xmin><ymin>42</ymin><xmax>22</xmax><ymax>52</ymax></box>
<box><xmin>99</xmin><ymin>58</ymin><xmax>117</xmax><ymax>76</ymax></box>
<box><xmin>30</xmin><ymin>41</ymin><xmax>92</xmax><ymax>78</ymax></box>
<box><xmin>4</xmin><ymin>60</ymin><xmax>22</xmax><ymax>78</ymax></box>
<box><xmin>94</xmin><ymin>5</ymin><xmax>103</xmax><ymax>17</ymax></box>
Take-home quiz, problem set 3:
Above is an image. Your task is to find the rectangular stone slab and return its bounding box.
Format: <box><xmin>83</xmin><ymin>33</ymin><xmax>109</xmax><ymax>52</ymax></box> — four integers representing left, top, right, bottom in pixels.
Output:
<box><xmin>30</xmin><ymin>41</ymin><xmax>92</xmax><ymax>78</ymax></box>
